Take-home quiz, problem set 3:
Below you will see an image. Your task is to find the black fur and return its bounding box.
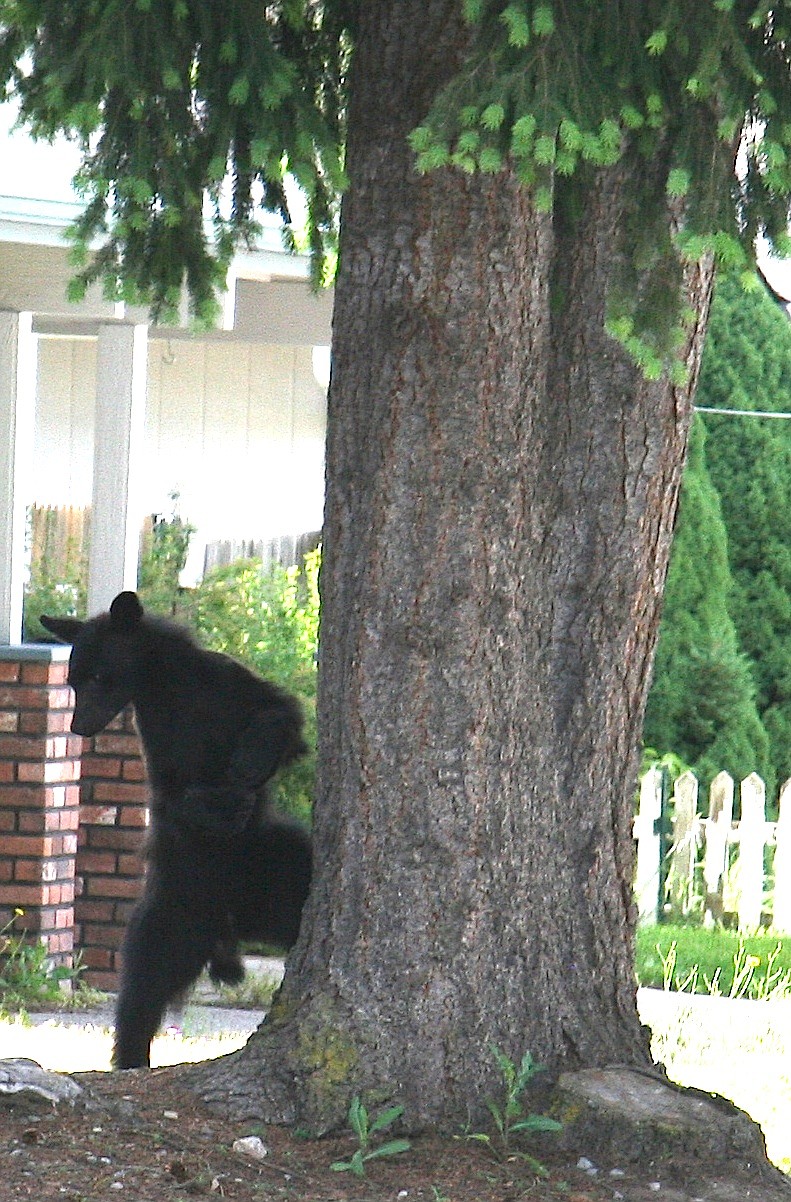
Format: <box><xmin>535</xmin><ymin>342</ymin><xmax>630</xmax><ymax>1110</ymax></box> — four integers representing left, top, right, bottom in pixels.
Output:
<box><xmin>41</xmin><ymin>591</ymin><xmax>311</xmax><ymax>1070</ymax></box>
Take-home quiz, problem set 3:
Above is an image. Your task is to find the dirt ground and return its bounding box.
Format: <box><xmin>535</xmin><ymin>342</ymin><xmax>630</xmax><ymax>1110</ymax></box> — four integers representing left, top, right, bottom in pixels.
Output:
<box><xmin>3</xmin><ymin>1062</ymin><xmax>791</xmax><ymax>1202</ymax></box>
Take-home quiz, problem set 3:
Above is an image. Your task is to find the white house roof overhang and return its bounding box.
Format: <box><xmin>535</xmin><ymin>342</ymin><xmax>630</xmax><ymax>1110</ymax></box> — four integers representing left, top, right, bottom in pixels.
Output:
<box><xmin>0</xmin><ymin>159</ymin><xmax>333</xmax><ymax>644</ymax></box>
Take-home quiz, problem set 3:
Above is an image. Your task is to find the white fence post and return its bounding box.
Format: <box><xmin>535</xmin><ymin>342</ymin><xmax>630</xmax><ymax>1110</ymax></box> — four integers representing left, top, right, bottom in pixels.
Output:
<box><xmin>667</xmin><ymin>771</ymin><xmax>699</xmax><ymax>917</ymax></box>
<box><xmin>702</xmin><ymin>771</ymin><xmax>734</xmax><ymax>927</ymax></box>
<box><xmin>773</xmin><ymin>779</ymin><xmax>791</xmax><ymax>934</ymax></box>
<box><xmin>635</xmin><ymin>767</ymin><xmax>663</xmax><ymax>925</ymax></box>
<box><xmin>736</xmin><ymin>773</ymin><xmax>766</xmax><ymax>933</ymax></box>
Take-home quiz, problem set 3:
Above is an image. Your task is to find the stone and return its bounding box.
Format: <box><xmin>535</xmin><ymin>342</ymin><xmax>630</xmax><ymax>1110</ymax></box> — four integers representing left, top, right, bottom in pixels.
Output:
<box><xmin>0</xmin><ymin>1057</ymin><xmax>85</xmax><ymax>1111</ymax></box>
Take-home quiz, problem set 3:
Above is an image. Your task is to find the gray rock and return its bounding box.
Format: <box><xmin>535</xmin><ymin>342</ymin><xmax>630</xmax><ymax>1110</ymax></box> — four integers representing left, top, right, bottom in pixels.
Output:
<box><xmin>0</xmin><ymin>1057</ymin><xmax>85</xmax><ymax>1111</ymax></box>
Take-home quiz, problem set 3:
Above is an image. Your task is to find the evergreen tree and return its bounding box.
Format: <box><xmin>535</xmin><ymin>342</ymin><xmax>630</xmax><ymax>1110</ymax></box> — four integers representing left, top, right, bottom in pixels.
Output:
<box><xmin>5</xmin><ymin>1</ymin><xmax>791</xmax><ymax>1134</ymax></box>
<box><xmin>697</xmin><ymin>276</ymin><xmax>791</xmax><ymax>791</ymax></box>
<box><xmin>644</xmin><ymin>419</ymin><xmax>772</xmax><ymax>797</ymax></box>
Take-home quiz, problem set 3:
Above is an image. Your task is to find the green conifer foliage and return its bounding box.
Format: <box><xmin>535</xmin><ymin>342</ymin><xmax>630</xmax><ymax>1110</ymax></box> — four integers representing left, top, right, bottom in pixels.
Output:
<box><xmin>696</xmin><ymin>275</ymin><xmax>791</xmax><ymax>791</ymax></box>
<box><xmin>644</xmin><ymin>418</ymin><xmax>772</xmax><ymax>798</ymax></box>
<box><xmin>4</xmin><ymin>3</ymin><xmax>791</xmax><ymax>364</ymax></box>
<box><xmin>0</xmin><ymin>0</ymin><xmax>352</xmax><ymax>321</ymax></box>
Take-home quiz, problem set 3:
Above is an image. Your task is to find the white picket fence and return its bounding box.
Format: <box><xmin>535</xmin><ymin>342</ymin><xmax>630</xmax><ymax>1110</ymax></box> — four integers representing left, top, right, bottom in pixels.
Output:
<box><xmin>635</xmin><ymin>769</ymin><xmax>791</xmax><ymax>933</ymax></box>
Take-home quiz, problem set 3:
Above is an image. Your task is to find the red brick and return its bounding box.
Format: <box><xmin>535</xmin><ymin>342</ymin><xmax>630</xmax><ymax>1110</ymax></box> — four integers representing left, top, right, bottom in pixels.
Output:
<box><xmin>121</xmin><ymin>758</ymin><xmax>146</xmax><ymax>781</ymax></box>
<box><xmin>0</xmin><ymin>785</ymin><xmax>46</xmax><ymax>806</ymax></box>
<box><xmin>18</xmin><ymin>811</ymin><xmax>46</xmax><ymax>833</ymax></box>
<box><xmin>18</xmin><ymin>710</ymin><xmax>47</xmax><ymax>734</ymax></box>
<box><xmin>75</xmin><ymin>898</ymin><xmax>115</xmax><ymax>922</ymax></box>
<box><xmin>57</xmin><ymin>810</ymin><xmax>80</xmax><ymax>831</ymax></box>
<box><xmin>0</xmin><ymin>810</ymin><xmax>16</xmax><ymax>830</ymax></box>
<box><xmin>0</xmin><ymin>663</ymin><xmax>20</xmax><ymax>683</ymax></box>
<box><xmin>44</xmin><ymin>712</ymin><xmax>71</xmax><ymax>734</ymax></box>
<box><xmin>82</xmin><ymin>969</ymin><xmax>119</xmax><ymax>989</ymax></box>
<box><xmin>117</xmin><ymin>853</ymin><xmax>143</xmax><ymax>875</ymax></box>
<box><xmin>94</xmin><ymin>781</ymin><xmax>147</xmax><ymax>805</ymax></box>
<box><xmin>0</xmin><ymin>687</ymin><xmax>48</xmax><ymax>709</ymax></box>
<box><xmin>21</xmin><ymin>662</ymin><xmax>69</xmax><ymax>686</ymax></box>
<box><xmin>43</xmin><ymin>810</ymin><xmax>67</xmax><ymax>833</ymax></box>
<box><xmin>16</xmin><ymin>762</ymin><xmax>45</xmax><ymax>783</ymax></box>
<box><xmin>82</xmin><ymin>923</ymin><xmax>126</xmax><ymax>949</ymax></box>
<box><xmin>93</xmin><ymin>734</ymin><xmax>141</xmax><ymax>757</ymax></box>
<box><xmin>0</xmin><ymin>734</ymin><xmax>42</xmax><ymax>759</ymax></box>
<box><xmin>0</xmin><ymin>883</ymin><xmax>45</xmax><ymax>905</ymax></box>
<box><xmin>80</xmin><ymin>804</ymin><xmax>119</xmax><ymax>826</ymax></box>
<box><xmin>45</xmin><ymin>785</ymin><xmax>82</xmax><ymax>809</ymax></box>
<box><xmin>20</xmin><ymin>664</ymin><xmax>52</xmax><ymax>685</ymax></box>
<box><xmin>14</xmin><ymin>859</ymin><xmax>43</xmax><ymax>882</ymax></box>
<box><xmin>49</xmin><ymin>834</ymin><xmax>78</xmax><ymax>857</ymax></box>
<box><xmin>81</xmin><ymin>947</ymin><xmax>114</xmax><ymax>969</ymax></box>
<box><xmin>118</xmin><ymin>807</ymin><xmax>149</xmax><ymax>829</ymax></box>
<box><xmin>86</xmin><ymin>828</ymin><xmax>144</xmax><ymax>852</ymax></box>
<box><xmin>0</xmin><ymin>762</ymin><xmax>15</xmax><ymax>782</ymax></box>
<box><xmin>48</xmin><ymin>931</ymin><xmax>74</xmax><ymax>954</ymax></box>
<box><xmin>0</xmin><ymin>861</ymin><xmax>12</xmax><ymax>882</ymax></box>
<box><xmin>84</xmin><ymin>876</ymin><xmax>141</xmax><ymax>899</ymax></box>
<box><xmin>0</xmin><ymin>834</ymin><xmax>48</xmax><ymax>856</ymax></box>
<box><xmin>81</xmin><ymin>756</ymin><xmax>123</xmax><ymax>779</ymax></box>
<box><xmin>32</xmin><ymin>908</ymin><xmax>57</xmax><ymax>930</ymax></box>
<box><xmin>78</xmin><ymin>850</ymin><xmax>118</xmax><ymax>874</ymax></box>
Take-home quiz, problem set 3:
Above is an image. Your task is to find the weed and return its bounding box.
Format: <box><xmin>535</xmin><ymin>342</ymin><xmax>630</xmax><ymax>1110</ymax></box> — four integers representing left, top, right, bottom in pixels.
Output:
<box><xmin>640</xmin><ymin>925</ymin><xmax>791</xmax><ymax>1000</ymax></box>
<box><xmin>0</xmin><ymin>910</ymin><xmax>94</xmax><ymax>1014</ymax></box>
<box><xmin>330</xmin><ymin>1095</ymin><xmax>411</xmax><ymax>1178</ymax></box>
<box><xmin>461</xmin><ymin>1046</ymin><xmax>562</xmax><ymax>1173</ymax></box>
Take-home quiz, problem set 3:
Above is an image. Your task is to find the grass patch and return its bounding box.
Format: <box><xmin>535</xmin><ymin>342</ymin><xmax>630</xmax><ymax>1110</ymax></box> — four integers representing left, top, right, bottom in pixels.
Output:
<box><xmin>636</xmin><ymin>924</ymin><xmax>791</xmax><ymax>998</ymax></box>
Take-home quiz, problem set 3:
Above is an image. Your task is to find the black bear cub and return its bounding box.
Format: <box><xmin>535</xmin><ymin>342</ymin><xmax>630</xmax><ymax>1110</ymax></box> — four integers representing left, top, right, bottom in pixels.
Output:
<box><xmin>41</xmin><ymin>591</ymin><xmax>312</xmax><ymax>1070</ymax></box>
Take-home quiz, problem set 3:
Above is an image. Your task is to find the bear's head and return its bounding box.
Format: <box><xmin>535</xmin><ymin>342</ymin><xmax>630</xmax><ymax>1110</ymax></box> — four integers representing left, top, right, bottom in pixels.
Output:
<box><xmin>40</xmin><ymin>591</ymin><xmax>146</xmax><ymax>737</ymax></box>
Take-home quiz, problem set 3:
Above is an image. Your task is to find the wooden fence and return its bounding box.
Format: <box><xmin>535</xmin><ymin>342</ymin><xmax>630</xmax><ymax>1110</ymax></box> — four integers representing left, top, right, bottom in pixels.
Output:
<box><xmin>27</xmin><ymin>505</ymin><xmax>320</xmax><ymax>582</ymax></box>
<box><xmin>635</xmin><ymin>768</ymin><xmax>791</xmax><ymax>933</ymax></box>
<box><xmin>28</xmin><ymin>505</ymin><xmax>90</xmax><ymax>580</ymax></box>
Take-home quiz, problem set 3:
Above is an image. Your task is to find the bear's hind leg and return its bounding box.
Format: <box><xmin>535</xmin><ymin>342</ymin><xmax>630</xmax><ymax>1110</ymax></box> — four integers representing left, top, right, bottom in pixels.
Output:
<box><xmin>113</xmin><ymin>891</ymin><xmax>218</xmax><ymax>1069</ymax></box>
<box><xmin>208</xmin><ymin>939</ymin><xmax>245</xmax><ymax>986</ymax></box>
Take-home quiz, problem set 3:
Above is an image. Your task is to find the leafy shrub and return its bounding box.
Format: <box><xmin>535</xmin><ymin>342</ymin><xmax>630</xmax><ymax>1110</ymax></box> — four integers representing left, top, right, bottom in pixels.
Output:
<box><xmin>0</xmin><ymin>910</ymin><xmax>97</xmax><ymax>1014</ymax></box>
<box><xmin>137</xmin><ymin>492</ymin><xmax>195</xmax><ymax>616</ymax></box>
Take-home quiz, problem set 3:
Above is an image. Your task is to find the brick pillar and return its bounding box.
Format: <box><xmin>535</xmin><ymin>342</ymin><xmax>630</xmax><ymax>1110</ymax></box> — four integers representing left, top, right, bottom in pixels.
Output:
<box><xmin>0</xmin><ymin>645</ymin><xmax>81</xmax><ymax>967</ymax></box>
<box><xmin>76</xmin><ymin>705</ymin><xmax>147</xmax><ymax>989</ymax></box>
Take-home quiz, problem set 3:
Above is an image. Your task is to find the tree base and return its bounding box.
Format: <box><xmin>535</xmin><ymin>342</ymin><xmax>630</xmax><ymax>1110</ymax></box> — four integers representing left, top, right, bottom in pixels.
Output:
<box><xmin>547</xmin><ymin>1066</ymin><xmax>791</xmax><ymax>1199</ymax></box>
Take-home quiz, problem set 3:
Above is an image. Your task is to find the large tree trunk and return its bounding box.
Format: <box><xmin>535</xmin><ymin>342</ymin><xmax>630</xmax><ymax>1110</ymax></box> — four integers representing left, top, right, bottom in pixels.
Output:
<box><xmin>186</xmin><ymin>1</ymin><xmax>713</xmax><ymax>1130</ymax></box>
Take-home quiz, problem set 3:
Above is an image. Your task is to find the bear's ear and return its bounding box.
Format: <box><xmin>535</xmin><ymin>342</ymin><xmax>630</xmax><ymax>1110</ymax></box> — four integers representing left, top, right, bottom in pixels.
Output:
<box><xmin>109</xmin><ymin>591</ymin><xmax>144</xmax><ymax>630</ymax></box>
<box><xmin>39</xmin><ymin>614</ymin><xmax>85</xmax><ymax>644</ymax></box>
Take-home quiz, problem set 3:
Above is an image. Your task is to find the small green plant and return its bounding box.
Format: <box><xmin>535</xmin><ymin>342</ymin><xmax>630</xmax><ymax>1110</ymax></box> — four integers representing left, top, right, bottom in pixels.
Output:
<box><xmin>0</xmin><ymin>910</ymin><xmax>92</xmax><ymax>1013</ymax></box>
<box><xmin>460</xmin><ymin>1047</ymin><xmax>561</xmax><ymax>1174</ymax></box>
<box><xmin>485</xmin><ymin>1047</ymin><xmax>562</xmax><ymax>1153</ymax></box>
<box><xmin>330</xmin><ymin>1096</ymin><xmax>411</xmax><ymax>1178</ymax></box>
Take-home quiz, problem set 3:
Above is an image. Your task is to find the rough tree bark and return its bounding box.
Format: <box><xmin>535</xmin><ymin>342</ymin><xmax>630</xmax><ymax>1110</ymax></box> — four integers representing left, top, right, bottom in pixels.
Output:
<box><xmin>185</xmin><ymin>0</ymin><xmax>714</xmax><ymax>1130</ymax></box>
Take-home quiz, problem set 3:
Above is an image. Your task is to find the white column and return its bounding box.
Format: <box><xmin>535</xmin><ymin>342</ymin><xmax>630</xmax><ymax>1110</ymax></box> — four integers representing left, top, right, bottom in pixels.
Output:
<box><xmin>0</xmin><ymin>311</ymin><xmax>36</xmax><ymax>645</ymax></box>
<box><xmin>87</xmin><ymin>323</ymin><xmax>148</xmax><ymax>616</ymax></box>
